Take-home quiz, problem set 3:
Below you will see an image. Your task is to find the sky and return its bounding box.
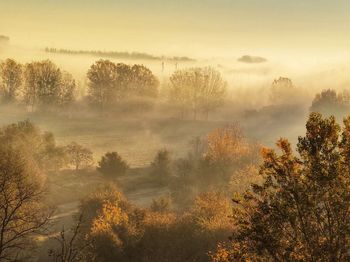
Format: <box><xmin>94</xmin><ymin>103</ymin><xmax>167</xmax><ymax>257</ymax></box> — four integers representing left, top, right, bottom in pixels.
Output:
<box><xmin>0</xmin><ymin>0</ymin><xmax>350</xmax><ymax>58</ymax></box>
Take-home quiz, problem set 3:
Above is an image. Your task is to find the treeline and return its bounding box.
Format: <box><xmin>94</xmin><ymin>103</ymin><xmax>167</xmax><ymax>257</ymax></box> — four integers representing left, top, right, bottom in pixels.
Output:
<box><xmin>45</xmin><ymin>47</ymin><xmax>195</xmax><ymax>62</ymax></box>
<box><xmin>0</xmin><ymin>58</ymin><xmax>228</xmax><ymax>119</ymax></box>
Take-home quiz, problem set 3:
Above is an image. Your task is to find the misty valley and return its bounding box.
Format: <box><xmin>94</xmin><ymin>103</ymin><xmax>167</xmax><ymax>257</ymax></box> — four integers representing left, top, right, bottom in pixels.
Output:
<box><xmin>1</xmin><ymin>1</ymin><xmax>350</xmax><ymax>261</ymax></box>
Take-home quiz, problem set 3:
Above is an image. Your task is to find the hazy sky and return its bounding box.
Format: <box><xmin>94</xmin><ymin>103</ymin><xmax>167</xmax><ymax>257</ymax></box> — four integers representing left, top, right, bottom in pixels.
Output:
<box><xmin>1</xmin><ymin>0</ymin><xmax>349</xmax><ymax>57</ymax></box>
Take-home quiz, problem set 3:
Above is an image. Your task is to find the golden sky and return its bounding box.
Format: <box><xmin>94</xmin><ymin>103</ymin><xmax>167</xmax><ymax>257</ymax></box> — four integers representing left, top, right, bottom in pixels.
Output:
<box><xmin>1</xmin><ymin>0</ymin><xmax>349</xmax><ymax>57</ymax></box>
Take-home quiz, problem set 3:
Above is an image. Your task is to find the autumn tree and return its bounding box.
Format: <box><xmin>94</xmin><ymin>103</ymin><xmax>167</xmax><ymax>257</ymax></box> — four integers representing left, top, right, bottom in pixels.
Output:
<box><xmin>23</xmin><ymin>60</ymin><xmax>76</xmax><ymax>110</ymax></box>
<box><xmin>170</xmin><ymin>67</ymin><xmax>226</xmax><ymax>120</ymax></box>
<box><xmin>97</xmin><ymin>152</ymin><xmax>129</xmax><ymax>178</ymax></box>
<box><xmin>65</xmin><ymin>142</ymin><xmax>93</xmax><ymax>171</ymax></box>
<box><xmin>269</xmin><ymin>77</ymin><xmax>298</xmax><ymax>105</ymax></box>
<box><xmin>0</xmin><ymin>145</ymin><xmax>52</xmax><ymax>261</ymax></box>
<box><xmin>80</xmin><ymin>187</ymin><xmax>232</xmax><ymax>262</ymax></box>
<box><xmin>80</xmin><ymin>186</ymin><xmax>145</xmax><ymax>262</ymax></box>
<box><xmin>216</xmin><ymin>113</ymin><xmax>350</xmax><ymax>261</ymax></box>
<box><xmin>203</xmin><ymin>125</ymin><xmax>260</xmax><ymax>183</ymax></box>
<box><xmin>0</xmin><ymin>58</ymin><xmax>23</xmax><ymax>102</ymax></box>
<box><xmin>0</xmin><ymin>120</ymin><xmax>67</xmax><ymax>171</ymax></box>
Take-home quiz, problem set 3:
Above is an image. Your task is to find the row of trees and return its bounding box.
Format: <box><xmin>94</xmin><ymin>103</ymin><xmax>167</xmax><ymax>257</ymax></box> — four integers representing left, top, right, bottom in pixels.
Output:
<box><xmin>87</xmin><ymin>60</ymin><xmax>159</xmax><ymax>110</ymax></box>
<box><xmin>0</xmin><ymin>59</ymin><xmax>76</xmax><ymax>109</ymax></box>
<box><xmin>0</xmin><ymin>58</ymin><xmax>229</xmax><ymax>119</ymax></box>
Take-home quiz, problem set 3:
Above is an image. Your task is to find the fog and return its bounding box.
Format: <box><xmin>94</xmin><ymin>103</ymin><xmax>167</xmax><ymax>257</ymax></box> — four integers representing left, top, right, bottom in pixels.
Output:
<box><xmin>1</xmin><ymin>1</ymin><xmax>350</xmax><ymax>260</ymax></box>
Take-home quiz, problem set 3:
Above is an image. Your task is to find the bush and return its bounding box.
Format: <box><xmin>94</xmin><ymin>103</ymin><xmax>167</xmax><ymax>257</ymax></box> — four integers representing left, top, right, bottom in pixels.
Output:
<box><xmin>97</xmin><ymin>152</ymin><xmax>129</xmax><ymax>178</ymax></box>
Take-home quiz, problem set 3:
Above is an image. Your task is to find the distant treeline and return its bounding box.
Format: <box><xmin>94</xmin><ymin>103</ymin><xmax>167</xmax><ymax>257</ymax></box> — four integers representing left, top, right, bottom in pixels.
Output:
<box><xmin>44</xmin><ymin>47</ymin><xmax>195</xmax><ymax>62</ymax></box>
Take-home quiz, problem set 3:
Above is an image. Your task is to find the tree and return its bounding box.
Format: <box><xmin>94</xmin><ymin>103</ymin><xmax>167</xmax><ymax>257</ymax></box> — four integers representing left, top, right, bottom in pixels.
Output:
<box><xmin>170</xmin><ymin>67</ymin><xmax>226</xmax><ymax>120</ymax></box>
<box><xmin>310</xmin><ymin>89</ymin><xmax>350</xmax><ymax>116</ymax></box>
<box><xmin>0</xmin><ymin>145</ymin><xmax>52</xmax><ymax>261</ymax></box>
<box><xmin>87</xmin><ymin>60</ymin><xmax>119</xmax><ymax>110</ymax></box>
<box><xmin>65</xmin><ymin>142</ymin><xmax>93</xmax><ymax>171</ymax></box>
<box><xmin>58</xmin><ymin>72</ymin><xmax>76</xmax><ymax>108</ymax></box>
<box><xmin>97</xmin><ymin>152</ymin><xmax>129</xmax><ymax>178</ymax></box>
<box><xmin>269</xmin><ymin>77</ymin><xmax>297</xmax><ymax>104</ymax></box>
<box><xmin>150</xmin><ymin>149</ymin><xmax>172</xmax><ymax>185</ymax></box>
<box><xmin>0</xmin><ymin>120</ymin><xmax>67</xmax><ymax>171</ymax></box>
<box><xmin>0</xmin><ymin>58</ymin><xmax>23</xmax><ymax>102</ymax></box>
<box><xmin>23</xmin><ymin>60</ymin><xmax>76</xmax><ymax>110</ymax></box>
<box><xmin>129</xmin><ymin>64</ymin><xmax>159</xmax><ymax>97</ymax></box>
<box><xmin>205</xmin><ymin>125</ymin><xmax>247</xmax><ymax>166</ymax></box>
<box><xmin>218</xmin><ymin>113</ymin><xmax>350</xmax><ymax>261</ymax></box>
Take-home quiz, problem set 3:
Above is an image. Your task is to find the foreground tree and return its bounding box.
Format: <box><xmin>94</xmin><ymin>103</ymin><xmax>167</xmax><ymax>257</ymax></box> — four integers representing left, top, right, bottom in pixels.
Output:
<box><xmin>0</xmin><ymin>146</ymin><xmax>52</xmax><ymax>261</ymax></box>
<box><xmin>170</xmin><ymin>67</ymin><xmax>226</xmax><ymax>120</ymax></box>
<box><xmin>0</xmin><ymin>58</ymin><xmax>23</xmax><ymax>102</ymax></box>
<box><xmin>97</xmin><ymin>152</ymin><xmax>129</xmax><ymax>178</ymax></box>
<box><xmin>214</xmin><ymin>113</ymin><xmax>350</xmax><ymax>261</ymax></box>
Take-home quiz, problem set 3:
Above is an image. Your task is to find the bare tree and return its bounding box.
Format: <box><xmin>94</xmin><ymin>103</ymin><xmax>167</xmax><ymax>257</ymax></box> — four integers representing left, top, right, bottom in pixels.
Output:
<box><xmin>0</xmin><ymin>146</ymin><xmax>52</xmax><ymax>261</ymax></box>
<box><xmin>0</xmin><ymin>58</ymin><xmax>23</xmax><ymax>102</ymax></box>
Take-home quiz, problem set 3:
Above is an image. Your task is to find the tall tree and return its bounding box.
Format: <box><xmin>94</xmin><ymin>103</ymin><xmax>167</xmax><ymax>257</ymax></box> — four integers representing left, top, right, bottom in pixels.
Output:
<box><xmin>215</xmin><ymin>113</ymin><xmax>350</xmax><ymax>261</ymax></box>
<box><xmin>0</xmin><ymin>58</ymin><xmax>23</xmax><ymax>102</ymax></box>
